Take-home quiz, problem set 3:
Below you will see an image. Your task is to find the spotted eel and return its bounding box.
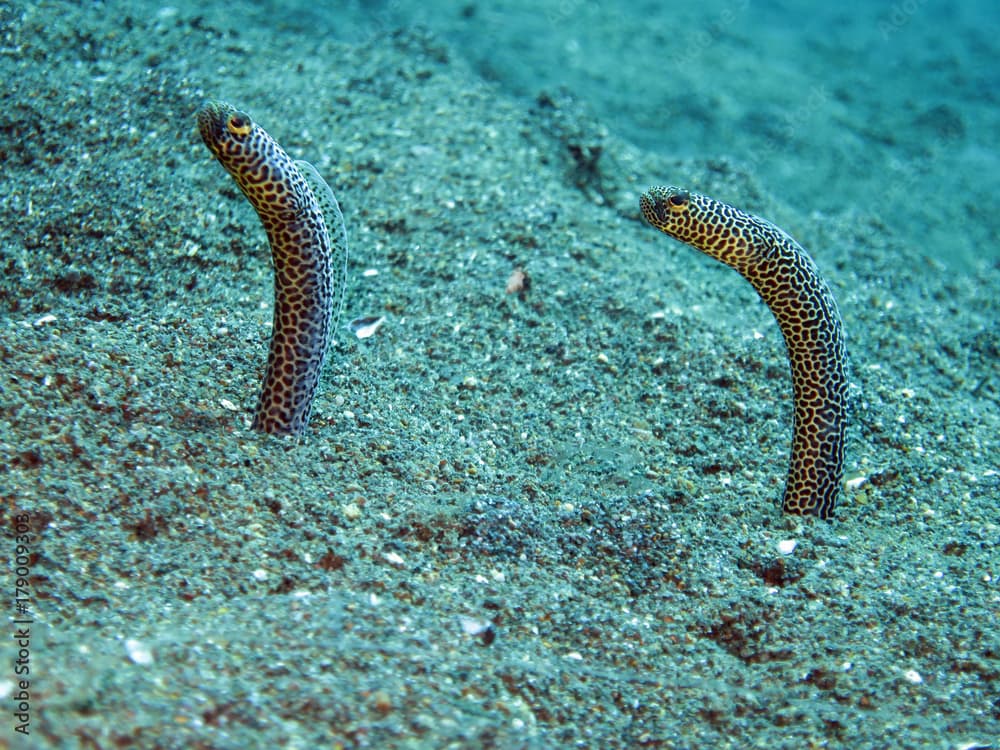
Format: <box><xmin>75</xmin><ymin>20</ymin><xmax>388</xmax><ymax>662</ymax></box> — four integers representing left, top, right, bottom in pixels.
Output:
<box><xmin>197</xmin><ymin>101</ymin><xmax>348</xmax><ymax>435</ymax></box>
<box><xmin>639</xmin><ymin>186</ymin><xmax>847</xmax><ymax>518</ymax></box>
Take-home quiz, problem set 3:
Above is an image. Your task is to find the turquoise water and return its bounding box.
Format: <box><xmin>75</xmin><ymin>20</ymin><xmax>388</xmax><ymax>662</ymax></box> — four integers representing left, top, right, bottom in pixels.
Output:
<box><xmin>335</xmin><ymin>0</ymin><xmax>999</xmax><ymax>269</ymax></box>
<box><xmin>173</xmin><ymin>0</ymin><xmax>999</xmax><ymax>268</ymax></box>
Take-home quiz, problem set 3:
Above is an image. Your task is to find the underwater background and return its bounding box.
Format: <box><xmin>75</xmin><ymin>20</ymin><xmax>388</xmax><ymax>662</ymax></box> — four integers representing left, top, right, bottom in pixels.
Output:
<box><xmin>1</xmin><ymin>0</ymin><xmax>997</xmax><ymax>747</ymax></box>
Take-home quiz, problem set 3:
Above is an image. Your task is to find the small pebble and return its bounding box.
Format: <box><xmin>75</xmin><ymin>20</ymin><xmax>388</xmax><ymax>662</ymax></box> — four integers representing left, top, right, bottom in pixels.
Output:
<box><xmin>505</xmin><ymin>267</ymin><xmax>529</xmax><ymax>295</ymax></box>
<box><xmin>371</xmin><ymin>689</ymin><xmax>392</xmax><ymax>714</ymax></box>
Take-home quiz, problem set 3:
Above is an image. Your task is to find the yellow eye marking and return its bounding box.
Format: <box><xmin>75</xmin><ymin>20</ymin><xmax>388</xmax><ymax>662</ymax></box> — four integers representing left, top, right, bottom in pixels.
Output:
<box><xmin>226</xmin><ymin>112</ymin><xmax>253</xmax><ymax>137</ymax></box>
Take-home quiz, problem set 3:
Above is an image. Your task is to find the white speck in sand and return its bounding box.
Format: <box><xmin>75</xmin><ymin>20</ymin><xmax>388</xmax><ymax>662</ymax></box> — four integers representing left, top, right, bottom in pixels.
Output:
<box><xmin>125</xmin><ymin>639</ymin><xmax>154</xmax><ymax>665</ymax></box>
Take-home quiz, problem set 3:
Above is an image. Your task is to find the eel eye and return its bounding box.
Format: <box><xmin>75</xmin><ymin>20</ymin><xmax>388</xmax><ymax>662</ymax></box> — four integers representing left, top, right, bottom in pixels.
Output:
<box><xmin>226</xmin><ymin>112</ymin><xmax>253</xmax><ymax>137</ymax></box>
<box><xmin>668</xmin><ymin>191</ymin><xmax>689</xmax><ymax>210</ymax></box>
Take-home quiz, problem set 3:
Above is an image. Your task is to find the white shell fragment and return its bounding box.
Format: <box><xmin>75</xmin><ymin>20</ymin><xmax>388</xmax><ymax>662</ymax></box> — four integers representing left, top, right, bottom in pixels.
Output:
<box><xmin>459</xmin><ymin>616</ymin><xmax>490</xmax><ymax>636</ymax></box>
<box><xmin>383</xmin><ymin>551</ymin><xmax>405</xmax><ymax>567</ymax></box>
<box><xmin>349</xmin><ymin>315</ymin><xmax>386</xmax><ymax>339</ymax></box>
<box><xmin>125</xmin><ymin>639</ymin><xmax>154</xmax><ymax>665</ymax></box>
<box><xmin>845</xmin><ymin>475</ymin><xmax>868</xmax><ymax>490</ymax></box>
<box><xmin>778</xmin><ymin>539</ymin><xmax>798</xmax><ymax>555</ymax></box>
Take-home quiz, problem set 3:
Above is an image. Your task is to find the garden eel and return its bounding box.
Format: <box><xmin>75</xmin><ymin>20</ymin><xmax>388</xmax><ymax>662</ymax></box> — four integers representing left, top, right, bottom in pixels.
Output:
<box><xmin>197</xmin><ymin>101</ymin><xmax>348</xmax><ymax>436</ymax></box>
<box><xmin>639</xmin><ymin>186</ymin><xmax>847</xmax><ymax>518</ymax></box>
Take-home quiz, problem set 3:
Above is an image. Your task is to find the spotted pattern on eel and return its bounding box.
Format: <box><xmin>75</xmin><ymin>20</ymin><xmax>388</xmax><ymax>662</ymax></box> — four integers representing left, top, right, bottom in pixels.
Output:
<box><xmin>639</xmin><ymin>186</ymin><xmax>847</xmax><ymax>518</ymax></box>
<box><xmin>198</xmin><ymin>101</ymin><xmax>348</xmax><ymax>436</ymax></box>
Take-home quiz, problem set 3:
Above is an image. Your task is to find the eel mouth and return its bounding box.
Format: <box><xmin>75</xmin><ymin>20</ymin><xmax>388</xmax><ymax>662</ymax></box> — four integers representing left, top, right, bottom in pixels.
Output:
<box><xmin>639</xmin><ymin>189</ymin><xmax>668</xmax><ymax>227</ymax></box>
<box><xmin>638</xmin><ymin>191</ymin><xmax>655</xmax><ymax>222</ymax></box>
<box><xmin>196</xmin><ymin>101</ymin><xmax>229</xmax><ymax>151</ymax></box>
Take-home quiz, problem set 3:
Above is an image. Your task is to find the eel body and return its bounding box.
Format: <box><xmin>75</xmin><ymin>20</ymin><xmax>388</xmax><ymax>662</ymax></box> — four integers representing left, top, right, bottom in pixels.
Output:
<box><xmin>197</xmin><ymin>101</ymin><xmax>348</xmax><ymax>436</ymax></box>
<box><xmin>640</xmin><ymin>186</ymin><xmax>847</xmax><ymax>518</ymax></box>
